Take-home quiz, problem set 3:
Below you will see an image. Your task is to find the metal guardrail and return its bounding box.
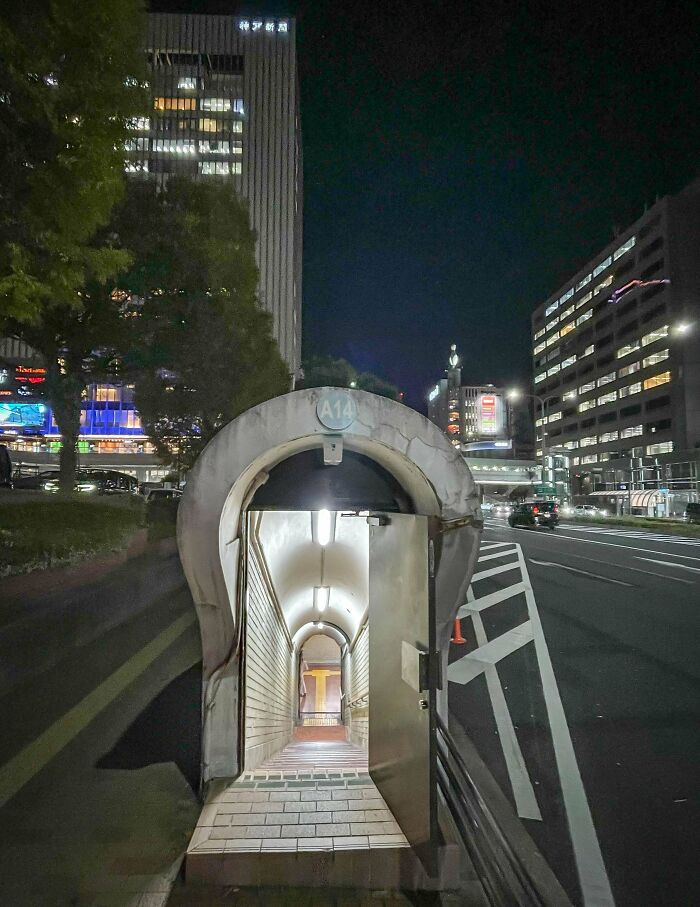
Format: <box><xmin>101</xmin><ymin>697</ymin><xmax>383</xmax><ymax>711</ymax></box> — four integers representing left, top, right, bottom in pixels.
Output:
<box><xmin>298</xmin><ymin>711</ymin><xmax>342</xmax><ymax>726</ymax></box>
<box><xmin>436</xmin><ymin>716</ymin><xmax>547</xmax><ymax>907</ymax></box>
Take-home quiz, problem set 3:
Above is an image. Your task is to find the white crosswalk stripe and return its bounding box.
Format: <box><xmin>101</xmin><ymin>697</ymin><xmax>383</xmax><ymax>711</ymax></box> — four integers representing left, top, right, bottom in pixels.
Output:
<box><xmin>559</xmin><ymin>525</ymin><xmax>700</xmax><ymax>545</ymax></box>
<box><xmin>448</xmin><ymin>541</ymin><xmax>614</xmax><ymax>906</ymax></box>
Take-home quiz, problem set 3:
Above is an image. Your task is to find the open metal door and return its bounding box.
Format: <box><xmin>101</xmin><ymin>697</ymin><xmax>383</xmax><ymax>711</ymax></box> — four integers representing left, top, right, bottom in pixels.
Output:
<box><xmin>368</xmin><ymin>513</ymin><xmax>438</xmax><ymax>871</ymax></box>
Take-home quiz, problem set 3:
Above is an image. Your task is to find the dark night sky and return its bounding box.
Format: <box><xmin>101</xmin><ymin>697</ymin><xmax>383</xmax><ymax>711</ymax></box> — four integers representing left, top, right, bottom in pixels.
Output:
<box><xmin>152</xmin><ymin>0</ymin><xmax>700</xmax><ymax>410</ymax></box>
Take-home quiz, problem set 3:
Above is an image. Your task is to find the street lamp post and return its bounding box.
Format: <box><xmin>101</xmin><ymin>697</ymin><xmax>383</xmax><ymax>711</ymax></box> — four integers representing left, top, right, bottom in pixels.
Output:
<box><xmin>507</xmin><ymin>388</ymin><xmax>576</xmax><ymax>488</ymax></box>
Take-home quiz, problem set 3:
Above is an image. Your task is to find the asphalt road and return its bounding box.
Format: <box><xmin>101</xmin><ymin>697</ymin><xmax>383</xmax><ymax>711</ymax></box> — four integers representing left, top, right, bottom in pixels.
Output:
<box><xmin>448</xmin><ymin>517</ymin><xmax>700</xmax><ymax>907</ymax></box>
<box><xmin>0</xmin><ymin>555</ymin><xmax>202</xmax><ymax>907</ymax></box>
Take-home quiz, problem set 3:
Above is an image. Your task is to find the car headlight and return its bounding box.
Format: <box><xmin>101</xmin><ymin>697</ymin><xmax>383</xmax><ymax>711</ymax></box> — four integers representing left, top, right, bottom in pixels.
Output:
<box><xmin>43</xmin><ymin>481</ymin><xmax>58</xmax><ymax>491</ymax></box>
<box><xmin>77</xmin><ymin>483</ymin><xmax>97</xmax><ymax>492</ymax></box>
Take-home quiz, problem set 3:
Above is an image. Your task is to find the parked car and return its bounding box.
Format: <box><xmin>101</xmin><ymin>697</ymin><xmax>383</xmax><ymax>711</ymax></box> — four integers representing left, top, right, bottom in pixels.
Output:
<box><xmin>12</xmin><ymin>469</ymin><xmax>60</xmax><ymax>490</ymax></box>
<box><xmin>508</xmin><ymin>501</ymin><xmax>559</xmax><ymax>530</ymax></box>
<box><xmin>145</xmin><ymin>487</ymin><xmax>182</xmax><ymax>502</ymax></box>
<box><xmin>573</xmin><ymin>504</ymin><xmax>608</xmax><ymax>517</ymax></box>
<box><xmin>43</xmin><ymin>469</ymin><xmax>138</xmax><ymax>495</ymax></box>
<box><xmin>685</xmin><ymin>502</ymin><xmax>700</xmax><ymax>524</ymax></box>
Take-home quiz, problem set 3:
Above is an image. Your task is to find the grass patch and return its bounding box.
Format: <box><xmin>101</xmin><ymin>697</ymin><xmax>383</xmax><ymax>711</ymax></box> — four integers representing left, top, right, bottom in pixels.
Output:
<box><xmin>566</xmin><ymin>514</ymin><xmax>700</xmax><ymax>537</ymax></box>
<box><xmin>0</xmin><ymin>495</ymin><xmax>147</xmax><ymax>577</ymax></box>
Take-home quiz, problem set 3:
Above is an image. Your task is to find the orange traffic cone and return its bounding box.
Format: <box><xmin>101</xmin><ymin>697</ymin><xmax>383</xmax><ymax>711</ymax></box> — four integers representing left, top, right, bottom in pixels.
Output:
<box><xmin>451</xmin><ymin>617</ymin><xmax>467</xmax><ymax>645</ymax></box>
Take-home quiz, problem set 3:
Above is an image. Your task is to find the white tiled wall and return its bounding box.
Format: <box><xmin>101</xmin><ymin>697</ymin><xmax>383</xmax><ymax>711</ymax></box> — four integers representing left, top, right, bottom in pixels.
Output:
<box><xmin>347</xmin><ymin>623</ymin><xmax>369</xmax><ymax>750</ymax></box>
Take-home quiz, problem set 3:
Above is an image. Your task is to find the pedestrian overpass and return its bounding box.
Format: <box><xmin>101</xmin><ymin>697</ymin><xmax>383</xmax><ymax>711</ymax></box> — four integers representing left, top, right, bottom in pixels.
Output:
<box><xmin>177</xmin><ymin>388</ymin><xmax>571</xmax><ymax>901</ymax></box>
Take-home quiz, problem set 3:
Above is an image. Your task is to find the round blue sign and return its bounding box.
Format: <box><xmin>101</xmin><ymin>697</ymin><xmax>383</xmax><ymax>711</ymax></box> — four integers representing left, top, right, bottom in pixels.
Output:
<box><xmin>316</xmin><ymin>390</ymin><xmax>357</xmax><ymax>430</ymax></box>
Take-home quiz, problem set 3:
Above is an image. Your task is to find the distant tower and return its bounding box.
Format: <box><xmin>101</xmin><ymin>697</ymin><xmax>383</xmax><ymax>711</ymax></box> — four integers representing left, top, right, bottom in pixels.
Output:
<box><xmin>447</xmin><ymin>343</ymin><xmax>462</xmax><ymax>388</ymax></box>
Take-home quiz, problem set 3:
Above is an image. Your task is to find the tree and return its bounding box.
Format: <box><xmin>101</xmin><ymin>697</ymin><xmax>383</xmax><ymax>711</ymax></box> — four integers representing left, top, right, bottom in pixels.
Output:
<box><xmin>0</xmin><ymin>0</ymin><xmax>147</xmax><ymax>489</ymax></box>
<box><xmin>300</xmin><ymin>355</ymin><xmax>401</xmax><ymax>401</ymax></box>
<box><xmin>116</xmin><ymin>178</ymin><xmax>290</xmax><ymax>471</ymax></box>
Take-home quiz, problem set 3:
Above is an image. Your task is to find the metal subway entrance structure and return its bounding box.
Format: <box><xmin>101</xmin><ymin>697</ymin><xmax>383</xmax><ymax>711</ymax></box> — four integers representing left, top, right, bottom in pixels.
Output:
<box><xmin>177</xmin><ymin>388</ymin><xmax>482</xmax><ymax>889</ymax></box>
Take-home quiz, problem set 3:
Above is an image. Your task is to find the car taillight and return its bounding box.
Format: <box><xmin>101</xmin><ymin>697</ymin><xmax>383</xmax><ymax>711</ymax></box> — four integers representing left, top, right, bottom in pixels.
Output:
<box><xmin>554</xmin><ymin>505</ymin><xmax>559</xmax><ymax>512</ymax></box>
<box><xmin>533</xmin><ymin>507</ymin><xmax>539</xmax><ymax>513</ymax></box>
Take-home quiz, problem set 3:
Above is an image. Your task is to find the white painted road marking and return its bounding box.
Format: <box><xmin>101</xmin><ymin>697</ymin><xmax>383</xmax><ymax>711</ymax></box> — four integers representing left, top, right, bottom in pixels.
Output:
<box><xmin>636</xmin><ymin>557</ymin><xmax>700</xmax><ymax>574</ymax></box>
<box><xmin>561</xmin><ymin>551</ymin><xmax>695</xmax><ymax>586</ymax></box>
<box><xmin>0</xmin><ymin>611</ymin><xmax>196</xmax><ymax>810</ymax></box>
<box><xmin>450</xmin><ymin>543</ymin><xmax>614</xmax><ymax>904</ymax></box>
<box><xmin>516</xmin><ymin>547</ymin><xmax>615</xmax><ymax>906</ymax></box>
<box><xmin>559</xmin><ymin>525</ymin><xmax>700</xmax><ymax>545</ymax></box>
<box><xmin>535</xmin><ymin>531</ymin><xmax>700</xmax><ymax>562</ymax></box>
<box><xmin>528</xmin><ymin>557</ymin><xmax>633</xmax><ymax>587</ymax></box>
<box><xmin>471</xmin><ymin>560</ymin><xmax>521</xmax><ymax>582</ymax></box>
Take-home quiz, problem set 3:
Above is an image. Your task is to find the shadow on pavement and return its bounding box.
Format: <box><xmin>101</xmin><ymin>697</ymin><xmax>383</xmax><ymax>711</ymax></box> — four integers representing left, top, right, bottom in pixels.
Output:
<box><xmin>97</xmin><ymin>661</ymin><xmax>202</xmax><ymax>793</ymax></box>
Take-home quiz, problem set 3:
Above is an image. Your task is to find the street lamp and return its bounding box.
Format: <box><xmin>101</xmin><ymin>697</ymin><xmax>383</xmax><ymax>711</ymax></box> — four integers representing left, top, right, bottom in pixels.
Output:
<box><xmin>507</xmin><ymin>388</ymin><xmax>576</xmax><ymax>486</ymax></box>
<box><xmin>672</xmin><ymin>321</ymin><xmax>693</xmax><ymax>335</ymax></box>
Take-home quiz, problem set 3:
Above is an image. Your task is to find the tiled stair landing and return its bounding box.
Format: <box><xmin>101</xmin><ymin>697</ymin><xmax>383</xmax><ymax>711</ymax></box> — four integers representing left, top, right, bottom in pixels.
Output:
<box><xmin>186</xmin><ymin>741</ymin><xmax>460</xmax><ymax>890</ymax></box>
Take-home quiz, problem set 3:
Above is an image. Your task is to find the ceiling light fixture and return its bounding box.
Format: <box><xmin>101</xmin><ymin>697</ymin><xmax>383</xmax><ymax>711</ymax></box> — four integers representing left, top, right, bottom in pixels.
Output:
<box><xmin>311</xmin><ymin>509</ymin><xmax>337</xmax><ymax>546</ymax></box>
<box><xmin>314</xmin><ymin>586</ymin><xmax>330</xmax><ymax>613</ymax></box>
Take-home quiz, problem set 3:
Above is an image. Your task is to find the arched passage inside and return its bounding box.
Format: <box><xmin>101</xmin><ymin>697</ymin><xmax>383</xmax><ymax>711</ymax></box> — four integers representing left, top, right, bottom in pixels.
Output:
<box><xmin>178</xmin><ymin>389</ymin><xmax>482</xmax><ymax>820</ymax></box>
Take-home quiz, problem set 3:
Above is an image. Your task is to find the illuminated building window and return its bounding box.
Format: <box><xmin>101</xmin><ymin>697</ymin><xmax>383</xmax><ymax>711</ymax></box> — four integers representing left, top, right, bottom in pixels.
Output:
<box><xmin>646</xmin><ymin>441</ymin><xmax>673</xmax><ymax>455</ymax></box>
<box><xmin>580</xmin><ymin>344</ymin><xmax>595</xmax><ymax>358</ymax></box>
<box><xmin>548</xmin><ymin>410</ymin><xmax>562</xmax><ymax>422</ymax></box>
<box><xmin>535</xmin><ymin>372</ymin><xmax>546</xmax><ymax>384</ymax></box>
<box><xmin>546</xmin><ymin>318</ymin><xmax>559</xmax><ymax>331</ymax></box>
<box><xmin>125</xmin><ymin>411</ymin><xmax>142</xmax><ymax>429</ymax></box>
<box><xmin>592</xmin><ymin>255</ymin><xmax>612</xmax><ymax>278</ymax></box>
<box><xmin>579</xmin><ymin>400</ymin><xmax>596</xmax><ymax>413</ymax></box>
<box><xmin>576</xmin><ymin>290</ymin><xmax>593</xmax><ymax>309</ymax></box>
<box><xmin>533</xmin><ymin>342</ymin><xmax>546</xmax><ymax>355</ymax></box>
<box><xmin>534</xmin><ymin>327</ymin><xmax>545</xmax><ymax>340</ymax></box>
<box><xmin>600</xmin><ymin>430</ymin><xmax>619</xmax><ymax>443</ymax></box>
<box><xmin>579</xmin><ymin>436</ymin><xmax>597</xmax><ymax>447</ymax></box>
<box><xmin>198</xmin><ymin>140</ymin><xmax>231</xmax><ymax>154</ymax></box>
<box><xmin>199</xmin><ymin>118</ymin><xmax>221</xmax><ymax>133</ymax></box>
<box><xmin>545</xmin><ymin>301</ymin><xmax>559</xmax><ymax>317</ymax></box>
<box><xmin>597</xmin><ymin>371</ymin><xmax>616</xmax><ymax>387</ymax></box>
<box><xmin>620</xmin><ymin>424</ymin><xmax>643</xmax><ymax>438</ymax></box>
<box><xmin>154</xmin><ymin>97</ymin><xmax>196</xmax><ymax>111</ymax></box>
<box><xmin>578</xmin><ymin>381</ymin><xmax>595</xmax><ymax>395</ymax></box>
<box><xmin>571</xmin><ymin>456</ymin><xmax>580</xmax><ymax>465</ymax></box>
<box><xmin>547</xmin><ymin>364</ymin><xmax>560</xmax><ymax>377</ymax></box>
<box><xmin>561</xmin><ymin>355</ymin><xmax>576</xmax><ymax>369</ymax></box>
<box><xmin>643</xmin><ymin>371</ymin><xmax>671</xmax><ymax>390</ymax></box>
<box><xmin>617</xmin><ymin>340</ymin><xmax>641</xmax><ymax>359</ymax></box>
<box><xmin>448</xmin><ymin>412</ymin><xmax>459</xmax><ymax>422</ymax></box>
<box><xmin>199</xmin><ymin>161</ymin><xmax>231</xmax><ymax>175</ymax></box>
<box><xmin>643</xmin><ymin>349</ymin><xmax>669</xmax><ymax>368</ymax></box>
<box><xmin>560</xmin><ymin>304</ymin><xmax>575</xmax><ymax>320</ymax></box>
<box><xmin>619</xmin><ymin>361</ymin><xmax>639</xmax><ymax>378</ymax></box>
<box><xmin>546</xmin><ymin>331</ymin><xmax>560</xmax><ymax>347</ymax></box>
<box><xmin>232</xmin><ymin>161</ymin><xmax>242</xmax><ymax>174</ymax></box>
<box><xmin>201</xmin><ymin>97</ymin><xmax>231</xmax><ymax>111</ymax></box>
<box><xmin>178</xmin><ymin>76</ymin><xmax>197</xmax><ymax>89</ymax></box>
<box><xmin>597</xmin><ymin>391</ymin><xmax>617</xmax><ymax>406</ymax></box>
<box><xmin>576</xmin><ymin>274</ymin><xmax>592</xmax><ymax>291</ymax></box>
<box><xmin>447</xmin><ymin>424</ymin><xmax>459</xmax><ymax>434</ymax></box>
<box><xmin>125</xmin><ymin>160</ymin><xmax>149</xmax><ymax>173</ymax></box>
<box><xmin>95</xmin><ymin>385</ymin><xmax>120</xmax><ymax>402</ymax></box>
<box><xmin>124</xmin><ymin>137</ymin><xmax>148</xmax><ymax>151</ymax></box>
<box><xmin>641</xmin><ymin>325</ymin><xmax>668</xmax><ymax>346</ymax></box>
<box><xmin>613</xmin><ymin>236</ymin><xmax>636</xmax><ymax>260</ymax></box>
<box><xmin>576</xmin><ymin>309</ymin><xmax>592</xmax><ymax>326</ymax></box>
<box><xmin>560</xmin><ymin>321</ymin><xmax>575</xmax><ymax>337</ymax></box>
<box><xmin>153</xmin><ymin>138</ymin><xmax>196</xmax><ymax>154</ymax></box>
<box><xmin>619</xmin><ymin>381</ymin><xmax>641</xmax><ymax>398</ymax></box>
<box><xmin>127</xmin><ymin>117</ymin><xmax>150</xmax><ymax>130</ymax></box>
<box><xmin>593</xmin><ymin>274</ymin><xmax>614</xmax><ymax>296</ymax></box>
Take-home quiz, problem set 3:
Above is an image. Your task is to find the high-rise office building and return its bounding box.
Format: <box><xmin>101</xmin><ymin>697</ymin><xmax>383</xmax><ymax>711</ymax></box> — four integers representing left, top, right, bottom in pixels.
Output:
<box><xmin>1</xmin><ymin>13</ymin><xmax>303</xmax><ymax>482</ymax></box>
<box><xmin>127</xmin><ymin>13</ymin><xmax>303</xmax><ymax>372</ymax></box>
<box><xmin>531</xmin><ymin>178</ymin><xmax>700</xmax><ymax>513</ymax></box>
<box><xmin>427</xmin><ymin>345</ymin><xmax>514</xmax><ymax>457</ymax></box>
